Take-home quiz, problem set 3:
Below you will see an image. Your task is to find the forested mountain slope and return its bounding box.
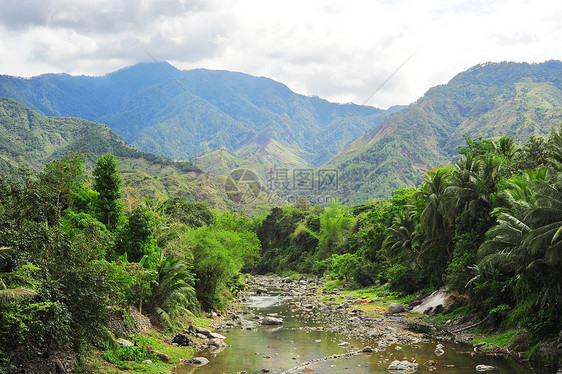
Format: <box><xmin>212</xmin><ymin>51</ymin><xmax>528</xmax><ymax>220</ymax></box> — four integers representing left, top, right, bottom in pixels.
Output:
<box><xmin>330</xmin><ymin>61</ymin><xmax>562</xmax><ymax>204</ymax></box>
<box><xmin>0</xmin><ymin>63</ymin><xmax>398</xmax><ymax>167</ymax></box>
<box><xmin>0</xmin><ymin>97</ymin><xmax>270</xmax><ymax>211</ymax></box>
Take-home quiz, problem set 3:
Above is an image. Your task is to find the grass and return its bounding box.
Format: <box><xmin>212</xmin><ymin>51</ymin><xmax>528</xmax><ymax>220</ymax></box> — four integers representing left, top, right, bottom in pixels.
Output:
<box><xmin>470</xmin><ymin>329</ymin><xmax>521</xmax><ymax>350</ymax></box>
<box><xmin>319</xmin><ymin>279</ymin><xmax>420</xmax><ymax>315</ymax></box>
<box><xmin>77</xmin><ymin>324</ymin><xmax>206</xmax><ymax>374</ymax></box>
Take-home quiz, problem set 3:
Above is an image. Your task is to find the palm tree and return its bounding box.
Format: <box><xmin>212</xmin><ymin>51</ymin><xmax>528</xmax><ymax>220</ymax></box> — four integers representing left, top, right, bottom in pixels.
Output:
<box><xmin>478</xmin><ymin>170</ymin><xmax>544</xmax><ymax>269</ymax></box>
<box><xmin>382</xmin><ymin>211</ymin><xmax>421</xmax><ymax>267</ymax></box>
<box><xmin>523</xmin><ymin>181</ymin><xmax>562</xmax><ymax>266</ymax></box>
<box><xmin>147</xmin><ymin>258</ymin><xmax>197</xmax><ymax>326</ymax></box>
<box><xmin>418</xmin><ymin>168</ymin><xmax>450</xmax><ymax>239</ymax></box>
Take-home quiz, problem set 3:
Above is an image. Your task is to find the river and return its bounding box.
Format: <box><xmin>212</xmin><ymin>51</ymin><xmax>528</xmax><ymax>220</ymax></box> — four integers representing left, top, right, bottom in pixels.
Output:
<box><xmin>175</xmin><ymin>279</ymin><xmax>550</xmax><ymax>374</ymax></box>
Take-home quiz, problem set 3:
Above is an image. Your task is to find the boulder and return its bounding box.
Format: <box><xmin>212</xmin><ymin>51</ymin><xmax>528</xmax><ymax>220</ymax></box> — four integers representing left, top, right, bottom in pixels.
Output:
<box><xmin>117</xmin><ymin>338</ymin><xmax>134</xmax><ymax>347</ymax></box>
<box><xmin>476</xmin><ymin>365</ymin><xmax>495</xmax><ymax>371</ymax></box>
<box><xmin>388</xmin><ymin>302</ymin><xmax>406</xmax><ymax>314</ymax></box>
<box><xmin>195</xmin><ymin>326</ymin><xmax>212</xmax><ymax>337</ymax></box>
<box><xmin>209</xmin><ymin>332</ymin><xmax>227</xmax><ymax>340</ymax></box>
<box><xmin>261</xmin><ymin>316</ymin><xmax>283</xmax><ymax>325</ymax></box>
<box><xmin>172</xmin><ymin>333</ymin><xmax>192</xmax><ymax>346</ymax></box>
<box><xmin>208</xmin><ymin>338</ymin><xmax>227</xmax><ymax>348</ymax></box>
<box><xmin>362</xmin><ymin>346</ymin><xmax>373</xmax><ymax>353</ymax></box>
<box><xmin>185</xmin><ymin>357</ymin><xmax>210</xmax><ymax>365</ymax></box>
<box><xmin>388</xmin><ymin>360</ymin><xmax>418</xmax><ymax>371</ymax></box>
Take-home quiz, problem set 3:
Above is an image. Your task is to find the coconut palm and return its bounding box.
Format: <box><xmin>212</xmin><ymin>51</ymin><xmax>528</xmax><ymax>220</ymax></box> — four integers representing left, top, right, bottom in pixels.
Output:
<box><xmin>382</xmin><ymin>211</ymin><xmax>421</xmax><ymax>266</ymax></box>
<box><xmin>418</xmin><ymin>168</ymin><xmax>450</xmax><ymax>239</ymax></box>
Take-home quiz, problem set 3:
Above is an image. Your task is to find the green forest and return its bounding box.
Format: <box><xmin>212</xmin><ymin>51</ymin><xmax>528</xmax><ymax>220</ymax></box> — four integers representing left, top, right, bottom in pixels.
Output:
<box><xmin>2</xmin><ymin>125</ymin><xmax>562</xmax><ymax>372</ymax></box>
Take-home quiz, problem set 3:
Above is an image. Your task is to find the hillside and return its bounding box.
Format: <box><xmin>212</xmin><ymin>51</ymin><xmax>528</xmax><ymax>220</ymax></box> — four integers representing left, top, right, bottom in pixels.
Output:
<box><xmin>329</xmin><ymin>61</ymin><xmax>562</xmax><ymax>204</ymax></box>
<box><xmin>0</xmin><ymin>97</ymin><xmax>272</xmax><ymax>212</ymax></box>
<box><xmin>0</xmin><ymin>63</ymin><xmax>399</xmax><ymax>167</ymax></box>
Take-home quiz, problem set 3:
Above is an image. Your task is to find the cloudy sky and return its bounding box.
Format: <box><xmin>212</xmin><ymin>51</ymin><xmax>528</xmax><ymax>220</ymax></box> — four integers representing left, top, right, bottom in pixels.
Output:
<box><xmin>0</xmin><ymin>0</ymin><xmax>560</xmax><ymax>108</ymax></box>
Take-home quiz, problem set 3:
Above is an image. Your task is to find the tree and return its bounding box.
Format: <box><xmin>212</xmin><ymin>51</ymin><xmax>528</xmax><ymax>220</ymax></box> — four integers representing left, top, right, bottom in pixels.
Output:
<box><xmin>147</xmin><ymin>258</ymin><xmax>197</xmax><ymax>326</ymax></box>
<box><xmin>93</xmin><ymin>154</ymin><xmax>123</xmax><ymax>230</ymax></box>
<box><xmin>40</xmin><ymin>151</ymin><xmax>88</xmax><ymax>218</ymax></box>
<box><xmin>116</xmin><ymin>206</ymin><xmax>157</xmax><ymax>264</ymax></box>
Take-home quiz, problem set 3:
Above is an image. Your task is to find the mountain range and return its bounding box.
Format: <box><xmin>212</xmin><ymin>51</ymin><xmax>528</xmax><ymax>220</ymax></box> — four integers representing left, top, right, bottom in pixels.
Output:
<box><xmin>1</xmin><ymin>60</ymin><xmax>561</xmax><ymax>205</ymax></box>
<box><xmin>0</xmin><ymin>97</ymin><xmax>273</xmax><ymax>212</ymax></box>
<box><xmin>0</xmin><ymin>62</ymin><xmax>399</xmax><ymax>167</ymax></box>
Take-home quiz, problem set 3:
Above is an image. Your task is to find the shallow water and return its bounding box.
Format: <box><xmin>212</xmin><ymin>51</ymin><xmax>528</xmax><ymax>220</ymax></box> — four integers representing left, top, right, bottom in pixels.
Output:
<box><xmin>175</xmin><ymin>295</ymin><xmax>550</xmax><ymax>374</ymax></box>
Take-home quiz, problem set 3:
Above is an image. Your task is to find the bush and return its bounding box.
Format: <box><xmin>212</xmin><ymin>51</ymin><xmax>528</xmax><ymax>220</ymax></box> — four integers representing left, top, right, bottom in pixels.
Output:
<box><xmin>386</xmin><ymin>263</ymin><xmax>422</xmax><ymax>295</ymax></box>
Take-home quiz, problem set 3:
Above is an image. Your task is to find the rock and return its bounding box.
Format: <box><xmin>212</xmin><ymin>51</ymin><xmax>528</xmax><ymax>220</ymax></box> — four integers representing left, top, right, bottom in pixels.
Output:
<box><xmin>185</xmin><ymin>357</ymin><xmax>210</xmax><ymax>366</ymax></box>
<box><xmin>116</xmin><ymin>338</ymin><xmax>134</xmax><ymax>347</ymax></box>
<box><xmin>196</xmin><ymin>333</ymin><xmax>208</xmax><ymax>339</ymax></box>
<box><xmin>256</xmin><ymin>288</ymin><xmax>268</xmax><ymax>295</ymax></box>
<box><xmin>172</xmin><ymin>333</ymin><xmax>192</xmax><ymax>346</ymax></box>
<box><xmin>142</xmin><ymin>360</ymin><xmax>153</xmax><ymax>364</ymax></box>
<box><xmin>262</xmin><ymin>316</ymin><xmax>283</xmax><ymax>325</ymax></box>
<box><xmin>195</xmin><ymin>326</ymin><xmax>212</xmax><ymax>337</ymax></box>
<box><xmin>209</xmin><ymin>332</ymin><xmax>227</xmax><ymax>340</ymax></box>
<box><xmin>388</xmin><ymin>302</ymin><xmax>406</xmax><ymax>314</ymax></box>
<box><xmin>208</xmin><ymin>338</ymin><xmax>227</xmax><ymax>348</ymax></box>
<box><xmin>261</xmin><ymin>369</ymin><xmax>270</xmax><ymax>373</ymax></box>
<box><xmin>387</xmin><ymin>360</ymin><xmax>419</xmax><ymax>371</ymax></box>
<box><xmin>362</xmin><ymin>346</ymin><xmax>373</xmax><ymax>353</ymax></box>
<box><xmin>476</xmin><ymin>364</ymin><xmax>495</xmax><ymax>371</ymax></box>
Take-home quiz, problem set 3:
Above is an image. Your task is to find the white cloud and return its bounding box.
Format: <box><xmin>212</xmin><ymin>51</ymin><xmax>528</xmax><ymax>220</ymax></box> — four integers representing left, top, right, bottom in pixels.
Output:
<box><xmin>0</xmin><ymin>0</ymin><xmax>560</xmax><ymax>108</ymax></box>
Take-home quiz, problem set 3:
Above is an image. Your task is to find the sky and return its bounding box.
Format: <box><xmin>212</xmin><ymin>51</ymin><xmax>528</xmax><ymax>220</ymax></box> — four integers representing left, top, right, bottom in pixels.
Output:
<box><xmin>0</xmin><ymin>0</ymin><xmax>560</xmax><ymax>109</ymax></box>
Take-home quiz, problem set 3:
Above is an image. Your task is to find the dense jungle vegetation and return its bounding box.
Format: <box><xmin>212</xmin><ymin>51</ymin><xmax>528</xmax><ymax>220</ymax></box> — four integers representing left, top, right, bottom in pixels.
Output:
<box><xmin>1</xmin><ymin>126</ymin><xmax>562</xmax><ymax>371</ymax></box>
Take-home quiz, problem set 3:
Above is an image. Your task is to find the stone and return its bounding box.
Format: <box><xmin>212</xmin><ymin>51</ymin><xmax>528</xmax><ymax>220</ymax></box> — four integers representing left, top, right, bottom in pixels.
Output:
<box><xmin>195</xmin><ymin>326</ymin><xmax>212</xmax><ymax>337</ymax></box>
<box><xmin>208</xmin><ymin>338</ymin><xmax>227</xmax><ymax>348</ymax></box>
<box><xmin>362</xmin><ymin>346</ymin><xmax>373</xmax><ymax>353</ymax></box>
<box><xmin>209</xmin><ymin>332</ymin><xmax>227</xmax><ymax>340</ymax></box>
<box><xmin>172</xmin><ymin>333</ymin><xmax>192</xmax><ymax>346</ymax></box>
<box><xmin>116</xmin><ymin>338</ymin><xmax>134</xmax><ymax>347</ymax></box>
<box><xmin>476</xmin><ymin>365</ymin><xmax>495</xmax><ymax>371</ymax></box>
<box><xmin>185</xmin><ymin>357</ymin><xmax>210</xmax><ymax>365</ymax></box>
<box><xmin>388</xmin><ymin>302</ymin><xmax>406</xmax><ymax>314</ymax></box>
<box><xmin>387</xmin><ymin>360</ymin><xmax>419</xmax><ymax>371</ymax></box>
<box><xmin>142</xmin><ymin>360</ymin><xmax>153</xmax><ymax>364</ymax></box>
<box><xmin>196</xmin><ymin>333</ymin><xmax>208</xmax><ymax>339</ymax></box>
<box><xmin>261</xmin><ymin>316</ymin><xmax>283</xmax><ymax>325</ymax></box>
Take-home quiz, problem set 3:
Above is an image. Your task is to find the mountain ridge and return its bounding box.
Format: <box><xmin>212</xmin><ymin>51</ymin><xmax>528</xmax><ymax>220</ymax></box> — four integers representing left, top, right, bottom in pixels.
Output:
<box><xmin>0</xmin><ymin>62</ymin><xmax>399</xmax><ymax>168</ymax></box>
<box><xmin>329</xmin><ymin>60</ymin><xmax>562</xmax><ymax>204</ymax></box>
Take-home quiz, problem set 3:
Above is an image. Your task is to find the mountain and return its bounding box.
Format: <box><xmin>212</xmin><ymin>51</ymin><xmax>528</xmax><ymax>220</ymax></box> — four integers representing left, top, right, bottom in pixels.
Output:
<box><xmin>0</xmin><ymin>97</ymin><xmax>272</xmax><ymax>212</ymax></box>
<box><xmin>0</xmin><ymin>63</ymin><xmax>400</xmax><ymax>168</ymax></box>
<box><xmin>329</xmin><ymin>61</ymin><xmax>562</xmax><ymax>204</ymax></box>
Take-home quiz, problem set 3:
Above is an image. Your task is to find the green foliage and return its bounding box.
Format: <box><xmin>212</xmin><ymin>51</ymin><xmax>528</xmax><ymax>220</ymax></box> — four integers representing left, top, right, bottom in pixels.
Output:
<box><xmin>147</xmin><ymin>258</ymin><xmax>198</xmax><ymax>326</ymax></box>
<box><xmin>93</xmin><ymin>154</ymin><xmax>124</xmax><ymax>230</ymax></box>
<box><xmin>101</xmin><ymin>345</ymin><xmax>157</xmax><ymax>365</ymax></box>
<box><xmin>161</xmin><ymin>197</ymin><xmax>214</xmax><ymax>228</ymax></box>
<box><xmin>181</xmin><ymin>216</ymin><xmax>260</xmax><ymax>309</ymax></box>
<box><xmin>115</xmin><ymin>206</ymin><xmax>157</xmax><ymax>264</ymax></box>
<box><xmin>328</xmin><ymin>253</ymin><xmax>360</xmax><ymax>282</ymax></box>
<box><xmin>385</xmin><ymin>263</ymin><xmax>421</xmax><ymax>295</ymax></box>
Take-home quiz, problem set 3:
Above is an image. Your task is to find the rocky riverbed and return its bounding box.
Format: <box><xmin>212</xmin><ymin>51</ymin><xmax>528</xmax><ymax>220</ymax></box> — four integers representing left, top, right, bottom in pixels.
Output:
<box><xmin>172</xmin><ymin>275</ymin><xmax>553</xmax><ymax>373</ymax></box>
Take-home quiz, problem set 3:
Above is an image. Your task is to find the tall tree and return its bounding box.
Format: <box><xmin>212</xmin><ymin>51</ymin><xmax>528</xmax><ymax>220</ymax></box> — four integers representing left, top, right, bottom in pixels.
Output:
<box><xmin>93</xmin><ymin>154</ymin><xmax>123</xmax><ymax>230</ymax></box>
